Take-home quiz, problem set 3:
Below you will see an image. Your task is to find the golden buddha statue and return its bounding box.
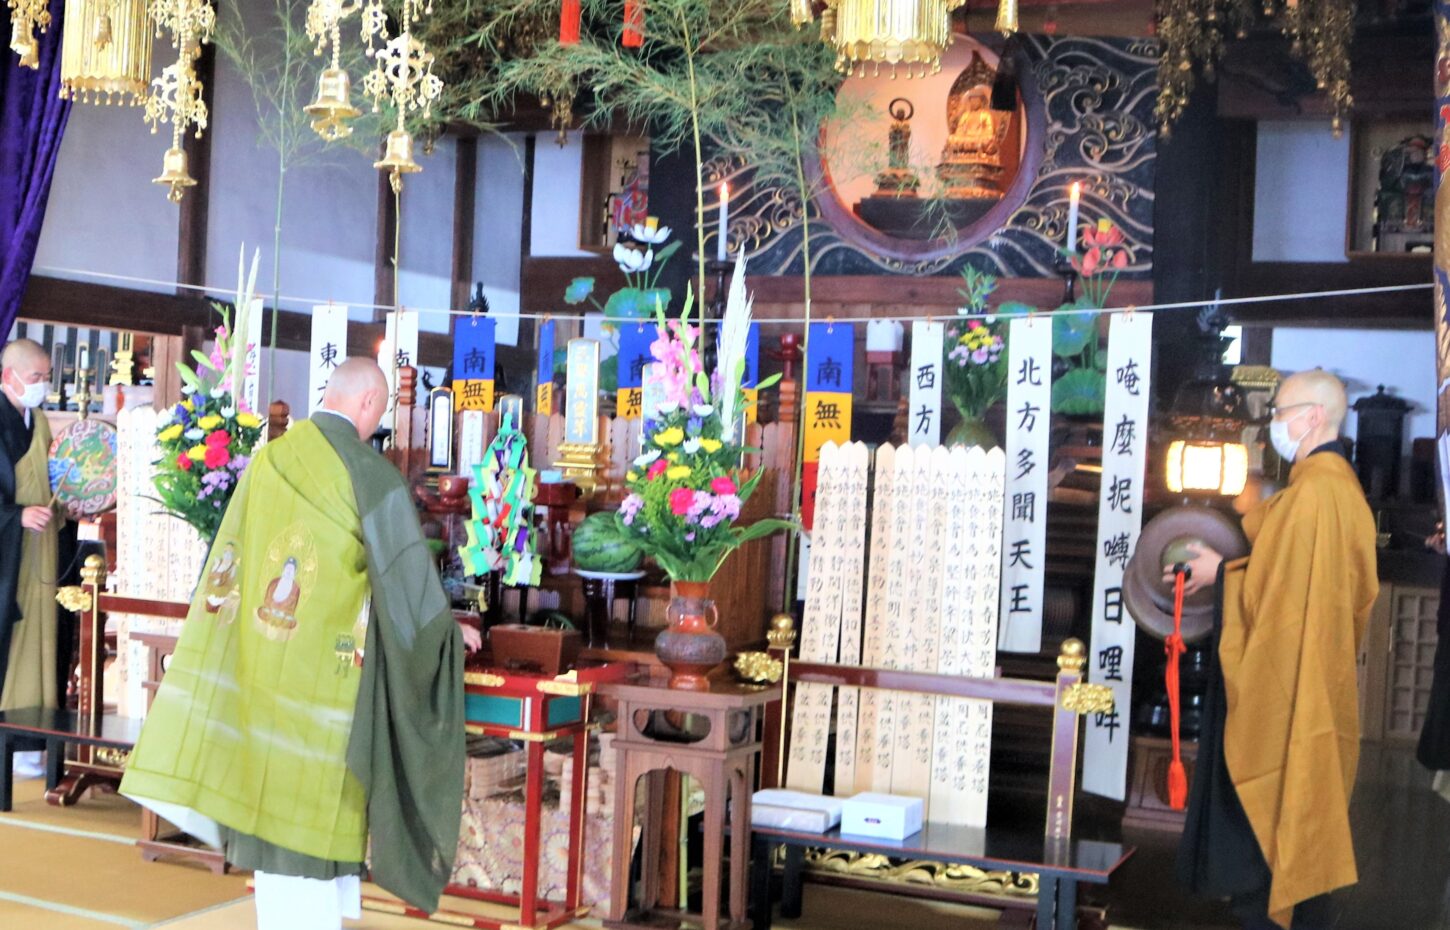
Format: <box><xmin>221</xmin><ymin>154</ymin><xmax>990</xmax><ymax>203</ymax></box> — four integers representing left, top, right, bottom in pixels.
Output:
<box><xmin>936</xmin><ymin>53</ymin><xmax>1008</xmax><ymax>201</ymax></box>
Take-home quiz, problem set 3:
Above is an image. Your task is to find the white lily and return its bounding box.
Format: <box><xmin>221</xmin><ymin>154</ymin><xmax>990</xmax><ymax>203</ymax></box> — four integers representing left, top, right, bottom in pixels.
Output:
<box><xmin>634</xmin><ymin>449</ymin><xmax>662</xmax><ymax>467</ymax></box>
<box><xmin>692</xmin><ymin>404</ymin><xmax>714</xmax><ymax>417</ymax></box>
<box><xmin>682</xmin><ymin>438</ymin><xmax>702</xmax><ymax>454</ymax></box>
<box><xmin>184</xmin><ymin>428</ymin><xmax>204</xmax><ymax>441</ymax></box>
<box><xmin>613</xmin><ymin>243</ymin><xmax>654</xmax><ymax>275</ymax></box>
<box><xmin>630</xmin><ymin>223</ymin><xmax>672</xmax><ymax>245</ymax></box>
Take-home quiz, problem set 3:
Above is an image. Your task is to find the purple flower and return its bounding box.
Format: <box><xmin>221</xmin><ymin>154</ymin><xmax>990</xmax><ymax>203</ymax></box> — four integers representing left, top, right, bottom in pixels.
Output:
<box><xmin>700</xmin><ymin>511</ymin><xmax>724</xmax><ymax>529</ymax></box>
<box><xmin>686</xmin><ymin>491</ymin><xmax>712</xmax><ymax>521</ymax></box>
<box><xmin>197</xmin><ymin>469</ymin><xmax>234</xmax><ymax>501</ymax></box>
<box><xmin>229</xmin><ymin>455</ymin><xmax>250</xmax><ymax>472</ymax></box>
<box><xmin>971</xmin><ymin>348</ymin><xmax>989</xmax><ymax>364</ymax></box>
<box><xmin>174</xmin><ymin>404</ymin><xmax>191</xmax><ymax>424</ymax></box>
<box><xmin>710</xmin><ymin>493</ymin><xmax>742</xmax><ymax>522</ymax></box>
<box><xmin>684</xmin><ymin>531</ymin><xmax>696</xmax><ymax>542</ymax></box>
<box><xmin>687</xmin><ymin>416</ymin><xmax>703</xmax><ymax>437</ymax></box>
<box><xmin>620</xmin><ymin>493</ymin><xmax>644</xmax><ymax>526</ymax></box>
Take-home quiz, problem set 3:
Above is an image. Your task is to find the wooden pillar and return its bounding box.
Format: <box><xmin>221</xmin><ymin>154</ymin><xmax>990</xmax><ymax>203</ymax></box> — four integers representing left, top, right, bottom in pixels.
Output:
<box><xmin>1435</xmin><ymin>0</ymin><xmax>1450</xmax><ymax>500</ymax></box>
<box><xmin>450</xmin><ymin>137</ymin><xmax>478</xmax><ymax>315</ymax></box>
<box><xmin>374</xmin><ymin>153</ymin><xmax>398</xmax><ymax>322</ymax></box>
<box><xmin>176</xmin><ymin>43</ymin><xmax>216</xmax><ymax>293</ymax></box>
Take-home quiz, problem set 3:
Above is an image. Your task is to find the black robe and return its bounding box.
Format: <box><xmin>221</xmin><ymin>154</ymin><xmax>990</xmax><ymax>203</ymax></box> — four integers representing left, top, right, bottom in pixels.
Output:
<box><xmin>1415</xmin><ymin>555</ymin><xmax>1450</xmax><ymax>771</ymax></box>
<box><xmin>0</xmin><ymin>399</ymin><xmax>34</xmax><ymax>699</ymax></box>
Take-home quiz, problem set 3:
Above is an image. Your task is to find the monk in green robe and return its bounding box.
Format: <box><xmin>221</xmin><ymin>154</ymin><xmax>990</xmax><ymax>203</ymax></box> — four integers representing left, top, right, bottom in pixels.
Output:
<box><xmin>1174</xmin><ymin>370</ymin><xmax>1378</xmax><ymax>930</ymax></box>
<box><xmin>0</xmin><ymin>339</ymin><xmax>61</xmax><ymax>760</ymax></box>
<box><xmin>121</xmin><ymin>358</ymin><xmax>466</xmax><ymax>928</ymax></box>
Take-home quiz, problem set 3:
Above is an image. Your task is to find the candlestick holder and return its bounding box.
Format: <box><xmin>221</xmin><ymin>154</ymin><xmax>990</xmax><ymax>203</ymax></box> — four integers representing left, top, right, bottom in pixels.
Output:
<box><xmin>703</xmin><ymin>258</ymin><xmax>732</xmax><ymax>371</ymax></box>
<box><xmin>1055</xmin><ymin>254</ymin><xmax>1078</xmax><ymax>305</ymax></box>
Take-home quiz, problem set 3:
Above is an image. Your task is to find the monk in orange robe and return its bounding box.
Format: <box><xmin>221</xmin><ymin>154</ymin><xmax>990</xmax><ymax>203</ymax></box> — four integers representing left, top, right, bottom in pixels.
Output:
<box><xmin>1171</xmin><ymin>369</ymin><xmax>1378</xmax><ymax>929</ymax></box>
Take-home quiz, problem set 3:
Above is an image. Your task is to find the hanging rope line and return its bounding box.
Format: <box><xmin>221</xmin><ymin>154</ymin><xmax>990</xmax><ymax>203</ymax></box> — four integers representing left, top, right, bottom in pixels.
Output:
<box><xmin>27</xmin><ymin>264</ymin><xmax>1434</xmax><ymax>327</ymax></box>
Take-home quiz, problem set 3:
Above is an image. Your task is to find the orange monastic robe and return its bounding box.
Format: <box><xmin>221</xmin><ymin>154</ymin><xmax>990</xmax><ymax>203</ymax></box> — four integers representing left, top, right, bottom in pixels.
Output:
<box><xmin>1219</xmin><ymin>450</ymin><xmax>1378</xmax><ymax>927</ymax></box>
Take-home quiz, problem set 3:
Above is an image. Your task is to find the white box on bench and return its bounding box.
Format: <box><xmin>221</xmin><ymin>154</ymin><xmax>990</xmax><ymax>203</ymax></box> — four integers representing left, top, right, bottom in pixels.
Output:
<box><xmin>750</xmin><ymin>789</ymin><xmax>843</xmax><ymax>833</ymax></box>
<box><xmin>841</xmin><ymin>792</ymin><xmax>923</xmax><ymax>840</ymax></box>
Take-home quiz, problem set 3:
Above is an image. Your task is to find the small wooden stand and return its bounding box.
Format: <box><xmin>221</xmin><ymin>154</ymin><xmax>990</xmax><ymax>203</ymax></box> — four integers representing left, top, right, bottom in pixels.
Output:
<box><xmin>602</xmin><ymin>680</ymin><xmax>779</xmax><ymax>930</ymax></box>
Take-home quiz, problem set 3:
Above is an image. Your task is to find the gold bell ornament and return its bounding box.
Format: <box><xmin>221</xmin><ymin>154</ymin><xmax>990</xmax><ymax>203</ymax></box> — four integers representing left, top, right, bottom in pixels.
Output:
<box><xmin>305</xmin><ymin>67</ymin><xmax>361</xmax><ymax>142</ymax></box>
<box><xmin>374</xmin><ymin>128</ymin><xmax>421</xmax><ymax>193</ymax></box>
<box><xmin>10</xmin><ymin>20</ymin><xmax>39</xmax><ymax>68</ymax></box>
<box><xmin>994</xmin><ymin>0</ymin><xmax>1019</xmax><ymax>36</ymax></box>
<box><xmin>153</xmin><ymin>146</ymin><xmax>197</xmax><ymax>203</ymax></box>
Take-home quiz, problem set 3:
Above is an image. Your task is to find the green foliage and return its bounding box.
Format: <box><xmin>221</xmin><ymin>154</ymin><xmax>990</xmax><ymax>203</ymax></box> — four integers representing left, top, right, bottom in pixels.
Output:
<box><xmin>1051</xmin><ymin>367</ymin><xmax>1107</xmax><ymax>415</ymax></box>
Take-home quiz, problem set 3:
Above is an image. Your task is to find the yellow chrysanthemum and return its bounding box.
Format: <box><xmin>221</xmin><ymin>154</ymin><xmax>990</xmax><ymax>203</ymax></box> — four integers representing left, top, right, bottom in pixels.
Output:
<box><xmin>158</xmin><ymin>424</ymin><xmax>184</xmax><ymax>442</ymax></box>
<box><xmin>186</xmin><ymin>444</ymin><xmax>208</xmax><ymax>462</ymax></box>
<box><xmin>699</xmin><ymin>438</ymin><xmax>722</xmax><ymax>453</ymax></box>
<box><xmin>236</xmin><ymin>412</ymin><xmax>261</xmax><ymax>429</ymax></box>
<box><xmin>666</xmin><ymin>465</ymin><xmax>691</xmax><ymax>480</ymax></box>
<box><xmin>180</xmin><ymin>400</ymin><xmax>194</xmax><ymax>412</ymax></box>
<box><xmin>667</xmin><ymin>452</ymin><xmax>680</xmax><ymax>463</ymax></box>
<box><xmin>198</xmin><ymin>415</ymin><xmax>222</xmax><ymax>430</ymax></box>
<box><xmin>626</xmin><ymin>470</ymin><xmax>639</xmax><ymax>482</ymax></box>
<box><xmin>655</xmin><ymin>427</ymin><xmax>684</xmax><ymax>447</ymax></box>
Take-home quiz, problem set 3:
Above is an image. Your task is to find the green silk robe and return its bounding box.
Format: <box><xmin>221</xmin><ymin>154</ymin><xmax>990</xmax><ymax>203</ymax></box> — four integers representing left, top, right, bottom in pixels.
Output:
<box><xmin>121</xmin><ymin>411</ymin><xmax>465</xmax><ymax>912</ymax></box>
<box><xmin>0</xmin><ymin>404</ymin><xmax>59</xmax><ymax>712</ymax></box>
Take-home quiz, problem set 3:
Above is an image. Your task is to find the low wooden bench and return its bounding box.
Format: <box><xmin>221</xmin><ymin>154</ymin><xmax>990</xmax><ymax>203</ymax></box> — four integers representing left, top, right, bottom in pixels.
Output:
<box><xmin>0</xmin><ymin>707</ymin><xmax>140</xmax><ymax>812</ymax></box>
<box><xmin>753</xmin><ymin>637</ymin><xmax>1135</xmax><ymax>930</ymax></box>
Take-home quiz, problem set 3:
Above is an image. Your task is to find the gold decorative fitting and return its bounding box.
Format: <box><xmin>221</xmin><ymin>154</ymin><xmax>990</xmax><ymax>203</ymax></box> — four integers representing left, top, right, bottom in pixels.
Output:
<box><xmin>1056</xmin><ymin>637</ymin><xmax>1086</xmax><ymax>672</ymax></box>
<box><xmin>803</xmin><ymin>849</ymin><xmax>1039</xmax><ymax>897</ymax></box>
<box><xmin>56</xmin><ymin>0</ymin><xmax>151</xmax><ymax>102</ymax></box>
<box><xmin>537</xmin><ymin>671</ymin><xmax>589</xmax><ymax>697</ymax></box>
<box><xmin>1061</xmin><ymin>682</ymin><xmax>1115</xmax><ymax>715</ymax></box>
<box><xmin>9</xmin><ymin>15</ymin><xmax>43</xmax><ymax>69</ymax></box>
<box><xmin>56</xmin><ymin>586</ymin><xmax>94</xmax><ymax>613</ymax></box>
<box><xmin>506</xmin><ymin>729</ymin><xmax>549</xmax><ymax>743</ymax></box>
<box><xmin>374</xmin><ymin>128</ymin><xmax>422</xmax><ymax>194</ymax></box>
<box><xmin>304</xmin><ymin>67</ymin><xmax>360</xmax><ymax>142</ymax></box>
<box><xmin>80</xmin><ymin>553</ymin><xmax>106</xmax><ymax>587</ymax></box>
<box><xmin>465</xmin><ymin>671</ymin><xmax>506</xmax><ymax>687</ymax></box>
<box><xmin>766</xmin><ymin>612</ymin><xmax>797</xmax><ymax>650</ymax></box>
<box><xmin>825</xmin><ymin>0</ymin><xmax>966</xmax><ymax>78</ymax></box>
<box><xmin>94</xmin><ymin>747</ymin><xmax>130</xmax><ymax>767</ymax></box>
<box><xmin>790</xmin><ymin>0</ymin><xmax>815</xmax><ymax>27</ymax></box>
<box><xmin>734</xmin><ymin>651</ymin><xmax>784</xmax><ymax>684</ymax></box>
<box><xmin>153</xmin><ymin>145</ymin><xmax>197</xmax><ymax>203</ymax></box>
<box><xmin>993</xmin><ymin>0</ymin><xmax>1018</xmax><ymax>36</ymax></box>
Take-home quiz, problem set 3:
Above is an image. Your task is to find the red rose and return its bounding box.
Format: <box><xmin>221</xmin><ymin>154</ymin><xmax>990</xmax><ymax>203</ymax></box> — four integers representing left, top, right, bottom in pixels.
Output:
<box><xmin>204</xmin><ymin>444</ymin><xmax>231</xmax><ymax>469</ymax></box>
<box><xmin>669</xmin><ymin>487</ymin><xmax>695</xmax><ymax>516</ymax></box>
<box><xmin>206</xmin><ymin>429</ymin><xmax>230</xmax><ymax>447</ymax></box>
<box><xmin>647</xmin><ymin>459</ymin><xmax>669</xmax><ymax>480</ymax></box>
<box><xmin>711</xmin><ymin>476</ymin><xmax>736</xmax><ymax>495</ymax></box>
<box><xmin>177</xmin><ymin>453</ymin><xmax>193</xmax><ymax>472</ymax></box>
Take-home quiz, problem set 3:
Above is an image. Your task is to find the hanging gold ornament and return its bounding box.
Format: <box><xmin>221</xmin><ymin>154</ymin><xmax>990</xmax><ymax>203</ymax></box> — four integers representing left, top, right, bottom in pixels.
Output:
<box><xmin>361</xmin><ymin>25</ymin><xmax>442</xmax><ymax>191</ymax></box>
<box><xmin>305</xmin><ymin>67</ymin><xmax>361</xmax><ymax>141</ymax></box>
<box><xmin>790</xmin><ymin>0</ymin><xmax>814</xmax><ymax>27</ymax></box>
<box><xmin>8</xmin><ymin>0</ymin><xmax>48</xmax><ymax>69</ymax></box>
<box><xmin>994</xmin><ymin>0</ymin><xmax>1019</xmax><ymax>36</ymax></box>
<box><xmin>153</xmin><ymin>145</ymin><xmax>196</xmax><ymax>203</ymax></box>
<box><xmin>826</xmin><ymin>0</ymin><xmax>966</xmax><ymax>78</ymax></box>
<box><xmin>59</xmin><ymin>0</ymin><xmax>152</xmax><ymax>104</ymax></box>
<box><xmin>1154</xmin><ymin>0</ymin><xmax>1352</xmax><ymax>135</ymax></box>
<box><xmin>374</xmin><ymin>128</ymin><xmax>422</xmax><ymax>193</ymax></box>
<box><xmin>143</xmin><ymin>0</ymin><xmax>214</xmax><ymax>202</ymax></box>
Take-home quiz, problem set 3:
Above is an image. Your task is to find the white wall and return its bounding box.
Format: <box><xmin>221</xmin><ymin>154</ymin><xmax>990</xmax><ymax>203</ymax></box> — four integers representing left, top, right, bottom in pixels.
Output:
<box><xmin>530</xmin><ymin>134</ymin><xmax>590</xmax><ymax>257</ymax></box>
<box><xmin>1252</xmin><ymin>121</ymin><xmax>1350</xmax><ymax>263</ymax></box>
<box><xmin>1270</xmin><ymin>327</ymin><xmax>1435</xmax><ymax>454</ymax></box>
<box><xmin>398</xmin><ymin>138</ymin><xmax>457</xmax><ymax>334</ymax></box>
<box><xmin>473</xmin><ymin>134</ymin><xmax>528</xmax><ymax>345</ymax></box>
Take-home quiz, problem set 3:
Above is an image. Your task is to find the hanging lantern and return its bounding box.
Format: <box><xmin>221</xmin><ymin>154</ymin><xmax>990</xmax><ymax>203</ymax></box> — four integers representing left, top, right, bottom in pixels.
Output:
<box><xmin>374</xmin><ymin>127</ymin><xmax>422</xmax><ymax>194</ymax></box>
<box><xmin>560</xmin><ymin>0</ymin><xmax>580</xmax><ymax>44</ymax></box>
<box><xmin>58</xmin><ymin>0</ymin><xmax>152</xmax><ymax>104</ymax></box>
<box><xmin>827</xmin><ymin>0</ymin><xmax>966</xmax><ymax>78</ymax></box>
<box><xmin>153</xmin><ymin>145</ymin><xmax>196</xmax><ymax>203</ymax></box>
<box><xmin>1165</xmin><ymin>440</ymin><xmax>1249</xmax><ymax>497</ymax></box>
<box><xmin>622</xmin><ymin>0</ymin><xmax>643</xmax><ymax>47</ymax></box>
<box><xmin>304</xmin><ymin>67</ymin><xmax>360</xmax><ymax>141</ymax></box>
<box><xmin>8</xmin><ymin>0</ymin><xmax>48</xmax><ymax>69</ymax></box>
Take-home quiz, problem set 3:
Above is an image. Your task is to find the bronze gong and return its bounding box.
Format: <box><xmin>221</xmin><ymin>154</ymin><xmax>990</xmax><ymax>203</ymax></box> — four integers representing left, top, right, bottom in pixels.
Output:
<box><xmin>1122</xmin><ymin>505</ymin><xmax>1249</xmax><ymax>644</ymax></box>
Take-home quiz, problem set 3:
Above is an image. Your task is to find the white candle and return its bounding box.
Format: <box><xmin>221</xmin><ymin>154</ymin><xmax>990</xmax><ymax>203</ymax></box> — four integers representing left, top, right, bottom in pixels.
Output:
<box><xmin>717</xmin><ymin>181</ymin><xmax>730</xmax><ymax>263</ymax></box>
<box><xmin>1066</xmin><ymin>182</ymin><xmax>1081</xmax><ymax>255</ymax></box>
<box><xmin>77</xmin><ymin>344</ymin><xmax>89</xmax><ymax>374</ymax></box>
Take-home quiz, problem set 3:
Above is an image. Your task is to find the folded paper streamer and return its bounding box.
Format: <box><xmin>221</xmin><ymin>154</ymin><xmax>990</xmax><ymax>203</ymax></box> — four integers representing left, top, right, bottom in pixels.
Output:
<box><xmin>460</xmin><ymin>410</ymin><xmax>541</xmax><ymax>587</ymax></box>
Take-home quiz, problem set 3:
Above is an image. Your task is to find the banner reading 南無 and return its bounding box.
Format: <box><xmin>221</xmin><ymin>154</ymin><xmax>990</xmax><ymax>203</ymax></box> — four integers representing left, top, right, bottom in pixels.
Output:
<box><xmin>616</xmin><ymin>322</ymin><xmax>659</xmax><ymax>420</ymax></box>
<box><xmin>907</xmin><ymin>322</ymin><xmax>943</xmax><ymax>447</ymax></box>
<box><xmin>536</xmin><ymin>320</ymin><xmax>556</xmax><ymax>416</ymax></box>
<box><xmin>453</xmin><ymin>316</ymin><xmax>497</xmax><ymax>412</ymax></box>
<box><xmin>307</xmin><ymin>304</ymin><xmax>348</xmax><ymax>415</ymax></box>
<box><xmin>1083</xmin><ymin>311</ymin><xmax>1153</xmax><ymax>800</ymax></box>
<box><xmin>998</xmin><ymin>315</ymin><xmax>1053</xmax><ymax>653</ymax></box>
<box><xmin>802</xmin><ymin>321</ymin><xmax>854</xmax><ymax>529</ymax></box>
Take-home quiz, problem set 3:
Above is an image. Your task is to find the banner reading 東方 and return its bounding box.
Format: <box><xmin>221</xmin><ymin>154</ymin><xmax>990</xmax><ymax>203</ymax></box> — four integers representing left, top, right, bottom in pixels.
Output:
<box><xmin>307</xmin><ymin>304</ymin><xmax>348</xmax><ymax>415</ymax></box>
<box><xmin>1083</xmin><ymin>311</ymin><xmax>1153</xmax><ymax>800</ymax></box>
<box><xmin>998</xmin><ymin>316</ymin><xmax>1052</xmax><ymax>653</ymax></box>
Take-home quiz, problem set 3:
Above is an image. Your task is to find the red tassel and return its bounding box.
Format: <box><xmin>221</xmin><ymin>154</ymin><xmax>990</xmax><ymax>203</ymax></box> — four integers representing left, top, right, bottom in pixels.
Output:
<box><xmin>559</xmin><ymin>0</ymin><xmax>580</xmax><ymax>45</ymax></box>
<box><xmin>1168</xmin><ymin>759</ymin><xmax>1189</xmax><ymax>810</ymax></box>
<box><xmin>622</xmin><ymin>0</ymin><xmax>644</xmax><ymax>47</ymax></box>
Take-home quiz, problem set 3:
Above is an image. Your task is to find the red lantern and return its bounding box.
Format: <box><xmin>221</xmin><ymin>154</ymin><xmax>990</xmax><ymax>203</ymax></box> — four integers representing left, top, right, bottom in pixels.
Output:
<box><xmin>560</xmin><ymin>0</ymin><xmax>581</xmax><ymax>45</ymax></box>
<box><xmin>622</xmin><ymin>0</ymin><xmax>644</xmax><ymax>47</ymax></box>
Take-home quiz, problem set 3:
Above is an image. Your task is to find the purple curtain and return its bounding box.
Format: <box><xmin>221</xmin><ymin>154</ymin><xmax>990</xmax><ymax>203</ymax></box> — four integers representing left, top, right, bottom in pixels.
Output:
<box><xmin>0</xmin><ymin>5</ymin><xmax>71</xmax><ymax>342</ymax></box>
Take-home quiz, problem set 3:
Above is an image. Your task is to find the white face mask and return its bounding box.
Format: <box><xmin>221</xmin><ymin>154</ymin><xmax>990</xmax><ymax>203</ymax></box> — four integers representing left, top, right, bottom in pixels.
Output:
<box><xmin>1269</xmin><ymin>407</ymin><xmax>1311</xmax><ymax>462</ymax></box>
<box><xmin>3</xmin><ymin>372</ymin><xmax>46</xmax><ymax>409</ymax></box>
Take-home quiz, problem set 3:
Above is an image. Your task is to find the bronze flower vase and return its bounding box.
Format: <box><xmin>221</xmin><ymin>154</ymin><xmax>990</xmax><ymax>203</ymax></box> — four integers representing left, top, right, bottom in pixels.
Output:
<box><xmin>654</xmin><ymin>580</ymin><xmax>727</xmax><ymax>691</ymax></box>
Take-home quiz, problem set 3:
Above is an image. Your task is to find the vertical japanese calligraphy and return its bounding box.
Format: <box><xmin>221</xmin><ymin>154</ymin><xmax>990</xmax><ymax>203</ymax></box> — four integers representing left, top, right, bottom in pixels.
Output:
<box><xmin>998</xmin><ymin>316</ymin><xmax>1053</xmax><ymax>653</ymax></box>
<box><xmin>802</xmin><ymin>322</ymin><xmax>855</xmax><ymax>529</ymax></box>
<box><xmin>378</xmin><ymin>309</ymin><xmax>419</xmax><ymax>421</ymax></box>
<box><xmin>452</xmin><ymin>316</ymin><xmax>497</xmax><ymax>412</ymax></box>
<box><xmin>536</xmin><ymin>320</ymin><xmax>556</xmax><ymax>416</ymax></box>
<box><xmin>853</xmin><ymin>443</ymin><xmax>896</xmax><ymax>792</ymax></box>
<box><xmin>307</xmin><ymin>304</ymin><xmax>349</xmax><ymax>415</ymax></box>
<box><xmin>615</xmin><ymin>322</ymin><xmax>659</xmax><ymax>420</ymax></box>
<box><xmin>241</xmin><ymin>297</ymin><xmax>264</xmax><ymax>416</ymax></box>
<box><xmin>563</xmin><ymin>338</ymin><xmax>601</xmax><ymax>446</ymax></box>
<box><xmin>907</xmin><ymin>322</ymin><xmax>944</xmax><ymax>447</ymax></box>
<box><xmin>831</xmin><ymin>442</ymin><xmax>871</xmax><ymax>795</ymax></box>
<box><xmin>1083</xmin><ymin>312</ymin><xmax>1153</xmax><ymax>800</ymax></box>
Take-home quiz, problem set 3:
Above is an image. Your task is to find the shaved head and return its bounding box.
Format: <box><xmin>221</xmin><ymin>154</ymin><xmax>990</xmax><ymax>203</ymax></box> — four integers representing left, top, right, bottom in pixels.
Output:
<box><xmin>1277</xmin><ymin>369</ymin><xmax>1348</xmax><ymax>431</ymax></box>
<box><xmin>321</xmin><ymin>358</ymin><xmax>389</xmax><ymax>439</ymax></box>
<box><xmin>2</xmin><ymin>338</ymin><xmax>50</xmax><ymax>411</ymax></box>
<box><xmin>1</xmin><ymin>338</ymin><xmax>47</xmax><ymax>373</ymax></box>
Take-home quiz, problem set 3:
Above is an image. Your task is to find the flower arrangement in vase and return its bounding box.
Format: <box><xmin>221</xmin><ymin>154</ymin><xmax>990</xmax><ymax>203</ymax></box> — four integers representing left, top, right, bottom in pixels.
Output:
<box><xmin>943</xmin><ymin>267</ymin><xmax>1008</xmax><ymax>448</ymax></box>
<box><xmin>150</xmin><ymin>250</ymin><xmax>265</xmax><ymax>541</ymax></box>
<box><xmin>604</xmin><ymin>258</ymin><xmax>795</xmax><ymax>689</ymax></box>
